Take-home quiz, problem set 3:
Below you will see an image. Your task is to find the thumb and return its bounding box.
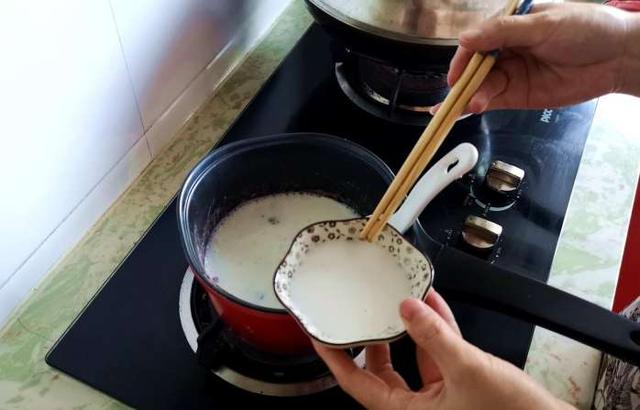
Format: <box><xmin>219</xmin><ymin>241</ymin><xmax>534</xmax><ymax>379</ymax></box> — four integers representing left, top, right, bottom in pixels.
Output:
<box><xmin>428</xmin><ymin>103</ymin><xmax>441</xmax><ymax>116</ymax></box>
<box><xmin>459</xmin><ymin>11</ymin><xmax>553</xmax><ymax>52</ymax></box>
<box><xmin>400</xmin><ymin>298</ymin><xmax>470</xmax><ymax>375</ymax></box>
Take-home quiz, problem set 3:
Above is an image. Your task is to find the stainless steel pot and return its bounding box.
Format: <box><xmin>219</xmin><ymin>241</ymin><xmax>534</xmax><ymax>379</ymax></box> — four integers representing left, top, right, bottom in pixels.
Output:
<box><xmin>306</xmin><ymin>0</ymin><xmax>510</xmax><ymax>68</ymax></box>
<box><xmin>308</xmin><ymin>0</ymin><xmax>507</xmax><ymax>45</ymax></box>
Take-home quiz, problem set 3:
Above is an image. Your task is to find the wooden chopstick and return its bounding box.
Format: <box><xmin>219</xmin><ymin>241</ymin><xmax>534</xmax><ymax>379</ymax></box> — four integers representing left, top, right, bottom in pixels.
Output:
<box><xmin>360</xmin><ymin>53</ymin><xmax>485</xmax><ymax>239</ymax></box>
<box><xmin>365</xmin><ymin>55</ymin><xmax>497</xmax><ymax>240</ymax></box>
<box><xmin>361</xmin><ymin>0</ymin><xmax>522</xmax><ymax>241</ymax></box>
<box><xmin>362</xmin><ymin>53</ymin><xmax>492</xmax><ymax>240</ymax></box>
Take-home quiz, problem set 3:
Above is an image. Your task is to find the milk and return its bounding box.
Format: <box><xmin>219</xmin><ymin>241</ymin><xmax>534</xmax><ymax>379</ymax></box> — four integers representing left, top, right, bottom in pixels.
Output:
<box><xmin>289</xmin><ymin>239</ymin><xmax>411</xmax><ymax>344</ymax></box>
<box><xmin>204</xmin><ymin>193</ymin><xmax>358</xmax><ymax>309</ymax></box>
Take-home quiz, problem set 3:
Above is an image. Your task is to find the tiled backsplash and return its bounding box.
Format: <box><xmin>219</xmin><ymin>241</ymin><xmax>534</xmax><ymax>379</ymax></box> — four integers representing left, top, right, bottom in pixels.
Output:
<box><xmin>0</xmin><ymin>0</ymin><xmax>290</xmax><ymax>327</ymax></box>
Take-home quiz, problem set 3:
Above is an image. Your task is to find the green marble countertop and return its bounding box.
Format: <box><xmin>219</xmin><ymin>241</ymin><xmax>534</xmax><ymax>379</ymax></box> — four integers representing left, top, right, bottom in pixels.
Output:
<box><xmin>1</xmin><ymin>2</ymin><xmax>639</xmax><ymax>409</ymax></box>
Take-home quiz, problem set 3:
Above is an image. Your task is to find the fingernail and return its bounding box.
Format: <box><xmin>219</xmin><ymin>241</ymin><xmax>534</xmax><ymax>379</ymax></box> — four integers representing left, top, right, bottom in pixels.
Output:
<box><xmin>400</xmin><ymin>298</ymin><xmax>425</xmax><ymax>321</ymax></box>
<box><xmin>459</xmin><ymin>28</ymin><xmax>481</xmax><ymax>42</ymax></box>
<box><xmin>447</xmin><ymin>76</ymin><xmax>455</xmax><ymax>87</ymax></box>
<box><xmin>468</xmin><ymin>100</ymin><xmax>484</xmax><ymax>114</ymax></box>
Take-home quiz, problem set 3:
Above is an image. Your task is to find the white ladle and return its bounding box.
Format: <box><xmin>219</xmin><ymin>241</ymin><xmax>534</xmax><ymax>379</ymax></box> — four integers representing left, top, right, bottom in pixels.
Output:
<box><xmin>388</xmin><ymin>142</ymin><xmax>478</xmax><ymax>233</ymax></box>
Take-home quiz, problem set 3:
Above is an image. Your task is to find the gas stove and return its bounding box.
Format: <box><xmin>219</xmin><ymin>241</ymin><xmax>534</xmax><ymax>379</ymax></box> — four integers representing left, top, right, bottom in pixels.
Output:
<box><xmin>46</xmin><ymin>25</ymin><xmax>596</xmax><ymax>409</ymax></box>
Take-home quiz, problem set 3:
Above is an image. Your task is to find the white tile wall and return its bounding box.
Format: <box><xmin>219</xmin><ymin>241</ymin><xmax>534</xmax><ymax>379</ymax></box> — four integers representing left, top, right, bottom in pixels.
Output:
<box><xmin>144</xmin><ymin>0</ymin><xmax>290</xmax><ymax>156</ymax></box>
<box><xmin>110</xmin><ymin>0</ymin><xmax>279</xmax><ymax>131</ymax></box>
<box><xmin>0</xmin><ymin>0</ymin><xmax>290</xmax><ymax>327</ymax></box>
<box><xmin>0</xmin><ymin>137</ymin><xmax>152</xmax><ymax>324</ymax></box>
<box><xmin>0</xmin><ymin>0</ymin><xmax>143</xmax><ymax>291</ymax></box>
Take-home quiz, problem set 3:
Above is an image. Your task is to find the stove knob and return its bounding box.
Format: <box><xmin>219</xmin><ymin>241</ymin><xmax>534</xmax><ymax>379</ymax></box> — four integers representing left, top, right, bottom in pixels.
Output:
<box><xmin>486</xmin><ymin>161</ymin><xmax>525</xmax><ymax>194</ymax></box>
<box><xmin>462</xmin><ymin>215</ymin><xmax>503</xmax><ymax>250</ymax></box>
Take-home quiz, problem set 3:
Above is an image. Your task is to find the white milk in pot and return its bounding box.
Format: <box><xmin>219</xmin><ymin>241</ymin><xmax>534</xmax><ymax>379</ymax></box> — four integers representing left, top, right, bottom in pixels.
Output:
<box><xmin>204</xmin><ymin>192</ymin><xmax>359</xmax><ymax>309</ymax></box>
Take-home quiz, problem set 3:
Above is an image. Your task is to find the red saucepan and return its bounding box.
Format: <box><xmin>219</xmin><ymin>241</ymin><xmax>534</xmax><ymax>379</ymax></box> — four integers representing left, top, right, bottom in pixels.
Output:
<box><xmin>177</xmin><ymin>133</ymin><xmax>476</xmax><ymax>356</ymax></box>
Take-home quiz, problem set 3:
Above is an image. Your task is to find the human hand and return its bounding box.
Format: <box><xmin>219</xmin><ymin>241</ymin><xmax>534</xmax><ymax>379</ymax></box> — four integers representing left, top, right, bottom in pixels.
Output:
<box><xmin>435</xmin><ymin>2</ymin><xmax>640</xmax><ymax>115</ymax></box>
<box><xmin>314</xmin><ymin>290</ymin><xmax>573</xmax><ymax>410</ymax></box>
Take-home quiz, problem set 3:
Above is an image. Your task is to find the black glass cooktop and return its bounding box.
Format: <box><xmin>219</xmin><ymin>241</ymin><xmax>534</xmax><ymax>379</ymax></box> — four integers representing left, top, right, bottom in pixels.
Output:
<box><xmin>47</xmin><ymin>25</ymin><xmax>596</xmax><ymax>409</ymax></box>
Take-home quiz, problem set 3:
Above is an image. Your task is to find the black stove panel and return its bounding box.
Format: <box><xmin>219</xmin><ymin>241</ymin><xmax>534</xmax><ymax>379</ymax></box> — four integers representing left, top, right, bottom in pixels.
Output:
<box><xmin>47</xmin><ymin>26</ymin><xmax>596</xmax><ymax>409</ymax></box>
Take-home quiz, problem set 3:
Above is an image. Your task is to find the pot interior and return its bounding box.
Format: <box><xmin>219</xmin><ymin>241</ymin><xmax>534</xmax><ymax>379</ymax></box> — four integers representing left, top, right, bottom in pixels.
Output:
<box><xmin>179</xmin><ymin>133</ymin><xmax>399</xmax><ymax>311</ymax></box>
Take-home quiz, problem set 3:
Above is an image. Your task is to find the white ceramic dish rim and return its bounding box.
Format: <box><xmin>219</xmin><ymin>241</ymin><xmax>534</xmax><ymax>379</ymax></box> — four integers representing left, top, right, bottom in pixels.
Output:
<box><xmin>272</xmin><ymin>217</ymin><xmax>435</xmax><ymax>348</ymax></box>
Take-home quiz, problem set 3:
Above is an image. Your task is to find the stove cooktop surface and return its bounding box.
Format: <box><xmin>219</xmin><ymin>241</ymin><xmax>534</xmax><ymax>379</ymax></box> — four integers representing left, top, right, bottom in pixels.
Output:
<box><xmin>46</xmin><ymin>25</ymin><xmax>596</xmax><ymax>409</ymax></box>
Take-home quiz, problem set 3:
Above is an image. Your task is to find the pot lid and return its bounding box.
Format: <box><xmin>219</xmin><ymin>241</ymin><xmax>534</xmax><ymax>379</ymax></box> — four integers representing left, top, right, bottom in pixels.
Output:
<box><xmin>307</xmin><ymin>0</ymin><xmax>509</xmax><ymax>46</ymax></box>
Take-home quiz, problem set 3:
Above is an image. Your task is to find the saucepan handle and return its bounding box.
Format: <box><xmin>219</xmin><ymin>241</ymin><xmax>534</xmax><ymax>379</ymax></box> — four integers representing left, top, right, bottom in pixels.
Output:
<box><xmin>390</xmin><ymin>143</ymin><xmax>478</xmax><ymax>233</ymax></box>
<box><xmin>434</xmin><ymin>246</ymin><xmax>640</xmax><ymax>367</ymax></box>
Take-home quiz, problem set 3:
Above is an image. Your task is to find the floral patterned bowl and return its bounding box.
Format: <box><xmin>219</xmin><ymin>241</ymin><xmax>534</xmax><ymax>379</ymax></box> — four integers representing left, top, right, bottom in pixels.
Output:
<box><xmin>273</xmin><ymin>218</ymin><xmax>433</xmax><ymax>348</ymax></box>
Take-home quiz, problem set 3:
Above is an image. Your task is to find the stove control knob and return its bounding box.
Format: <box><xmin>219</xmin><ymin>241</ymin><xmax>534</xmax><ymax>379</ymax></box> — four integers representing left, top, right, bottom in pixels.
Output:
<box><xmin>486</xmin><ymin>160</ymin><xmax>525</xmax><ymax>194</ymax></box>
<box><xmin>462</xmin><ymin>215</ymin><xmax>503</xmax><ymax>250</ymax></box>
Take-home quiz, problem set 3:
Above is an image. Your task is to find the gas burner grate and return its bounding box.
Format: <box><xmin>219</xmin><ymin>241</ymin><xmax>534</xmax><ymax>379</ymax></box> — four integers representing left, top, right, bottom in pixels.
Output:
<box><xmin>178</xmin><ymin>270</ymin><xmax>364</xmax><ymax>396</ymax></box>
<box><xmin>334</xmin><ymin>51</ymin><xmax>449</xmax><ymax>125</ymax></box>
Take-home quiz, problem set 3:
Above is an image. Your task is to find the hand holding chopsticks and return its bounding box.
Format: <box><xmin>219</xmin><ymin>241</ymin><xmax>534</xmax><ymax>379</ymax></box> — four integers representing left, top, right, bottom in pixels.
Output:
<box><xmin>360</xmin><ymin>0</ymin><xmax>532</xmax><ymax>242</ymax></box>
